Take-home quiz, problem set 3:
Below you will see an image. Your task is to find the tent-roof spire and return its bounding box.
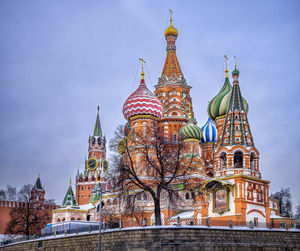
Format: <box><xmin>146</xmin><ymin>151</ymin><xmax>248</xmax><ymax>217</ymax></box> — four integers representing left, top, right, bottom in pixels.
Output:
<box><xmin>93</xmin><ymin>106</ymin><xmax>102</xmax><ymax>137</ymax></box>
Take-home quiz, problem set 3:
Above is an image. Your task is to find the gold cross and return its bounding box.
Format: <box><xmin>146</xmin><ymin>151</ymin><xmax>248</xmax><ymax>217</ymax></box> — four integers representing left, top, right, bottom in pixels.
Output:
<box><xmin>234</xmin><ymin>56</ymin><xmax>237</xmax><ymax>69</ymax></box>
<box><xmin>169</xmin><ymin>9</ymin><xmax>173</xmax><ymax>21</ymax></box>
<box><xmin>224</xmin><ymin>55</ymin><xmax>228</xmax><ymax>69</ymax></box>
<box><xmin>139</xmin><ymin>58</ymin><xmax>146</xmax><ymax>77</ymax></box>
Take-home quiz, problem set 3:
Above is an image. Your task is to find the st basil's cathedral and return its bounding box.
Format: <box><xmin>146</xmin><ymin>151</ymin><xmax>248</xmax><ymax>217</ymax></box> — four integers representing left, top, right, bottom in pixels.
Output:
<box><xmin>51</xmin><ymin>14</ymin><xmax>290</xmax><ymax>228</ymax></box>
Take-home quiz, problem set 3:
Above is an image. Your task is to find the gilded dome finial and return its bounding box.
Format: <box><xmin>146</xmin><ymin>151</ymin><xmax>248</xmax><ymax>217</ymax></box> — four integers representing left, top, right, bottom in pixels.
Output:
<box><xmin>139</xmin><ymin>58</ymin><xmax>146</xmax><ymax>79</ymax></box>
<box><xmin>224</xmin><ymin>55</ymin><xmax>229</xmax><ymax>78</ymax></box>
<box><xmin>164</xmin><ymin>9</ymin><xmax>178</xmax><ymax>37</ymax></box>
<box><xmin>188</xmin><ymin>103</ymin><xmax>192</xmax><ymax>119</ymax></box>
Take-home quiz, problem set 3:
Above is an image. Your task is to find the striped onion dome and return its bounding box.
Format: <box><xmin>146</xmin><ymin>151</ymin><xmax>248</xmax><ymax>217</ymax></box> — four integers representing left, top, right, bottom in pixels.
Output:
<box><xmin>207</xmin><ymin>77</ymin><xmax>232</xmax><ymax>120</ymax></box>
<box><xmin>122</xmin><ymin>78</ymin><xmax>163</xmax><ymax>120</ymax></box>
<box><xmin>201</xmin><ymin>118</ymin><xmax>217</xmax><ymax>143</ymax></box>
<box><xmin>179</xmin><ymin>119</ymin><xmax>202</xmax><ymax>141</ymax></box>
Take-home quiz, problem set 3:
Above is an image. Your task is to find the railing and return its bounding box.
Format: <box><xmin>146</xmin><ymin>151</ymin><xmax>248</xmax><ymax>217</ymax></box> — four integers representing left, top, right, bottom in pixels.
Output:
<box><xmin>1</xmin><ymin>220</ymin><xmax>299</xmax><ymax>247</ymax></box>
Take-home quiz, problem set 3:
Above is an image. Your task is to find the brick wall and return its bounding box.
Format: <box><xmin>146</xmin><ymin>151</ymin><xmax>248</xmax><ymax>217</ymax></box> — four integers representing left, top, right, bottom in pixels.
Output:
<box><xmin>1</xmin><ymin>227</ymin><xmax>299</xmax><ymax>251</ymax></box>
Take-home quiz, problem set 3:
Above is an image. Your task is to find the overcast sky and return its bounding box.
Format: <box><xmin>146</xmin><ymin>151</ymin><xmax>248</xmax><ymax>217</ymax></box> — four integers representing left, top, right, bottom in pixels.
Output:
<box><xmin>0</xmin><ymin>0</ymin><xmax>299</xmax><ymax>207</ymax></box>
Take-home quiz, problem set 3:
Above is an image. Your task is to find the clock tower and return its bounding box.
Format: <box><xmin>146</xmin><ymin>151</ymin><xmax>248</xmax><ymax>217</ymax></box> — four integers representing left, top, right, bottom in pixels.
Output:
<box><xmin>75</xmin><ymin>106</ymin><xmax>107</xmax><ymax>205</ymax></box>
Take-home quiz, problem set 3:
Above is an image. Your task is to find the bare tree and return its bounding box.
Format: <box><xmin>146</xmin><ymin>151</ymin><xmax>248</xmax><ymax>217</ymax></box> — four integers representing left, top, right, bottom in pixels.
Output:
<box><xmin>0</xmin><ymin>185</ymin><xmax>17</xmax><ymax>201</ymax></box>
<box><xmin>5</xmin><ymin>184</ymin><xmax>54</xmax><ymax>237</ymax></box>
<box><xmin>294</xmin><ymin>203</ymin><xmax>300</xmax><ymax>224</ymax></box>
<box><xmin>271</xmin><ymin>188</ymin><xmax>293</xmax><ymax>218</ymax></box>
<box><xmin>111</xmin><ymin>125</ymin><xmax>202</xmax><ymax>226</ymax></box>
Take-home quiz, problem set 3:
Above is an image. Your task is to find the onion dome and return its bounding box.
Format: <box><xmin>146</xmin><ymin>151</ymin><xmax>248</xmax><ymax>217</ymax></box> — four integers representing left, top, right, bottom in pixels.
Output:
<box><xmin>208</xmin><ymin>68</ymin><xmax>232</xmax><ymax>120</ymax></box>
<box><xmin>123</xmin><ymin>61</ymin><xmax>163</xmax><ymax>120</ymax></box>
<box><xmin>201</xmin><ymin>118</ymin><xmax>217</xmax><ymax>143</ymax></box>
<box><xmin>164</xmin><ymin>16</ymin><xmax>178</xmax><ymax>37</ymax></box>
<box><xmin>232</xmin><ymin>68</ymin><xmax>239</xmax><ymax>76</ymax></box>
<box><xmin>179</xmin><ymin>109</ymin><xmax>202</xmax><ymax>141</ymax></box>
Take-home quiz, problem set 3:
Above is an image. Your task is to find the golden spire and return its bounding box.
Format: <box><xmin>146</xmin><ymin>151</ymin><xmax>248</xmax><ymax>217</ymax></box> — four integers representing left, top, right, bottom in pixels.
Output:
<box><xmin>164</xmin><ymin>9</ymin><xmax>178</xmax><ymax>37</ymax></box>
<box><xmin>224</xmin><ymin>55</ymin><xmax>229</xmax><ymax>78</ymax></box>
<box><xmin>69</xmin><ymin>178</ymin><xmax>71</xmax><ymax>187</ymax></box>
<box><xmin>97</xmin><ymin>105</ymin><xmax>99</xmax><ymax>114</ymax></box>
<box><xmin>139</xmin><ymin>58</ymin><xmax>146</xmax><ymax>79</ymax></box>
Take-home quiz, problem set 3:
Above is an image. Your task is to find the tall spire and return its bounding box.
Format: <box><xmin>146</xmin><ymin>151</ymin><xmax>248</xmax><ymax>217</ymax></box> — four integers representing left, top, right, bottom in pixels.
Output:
<box><xmin>220</xmin><ymin>68</ymin><xmax>254</xmax><ymax>147</ymax></box>
<box><xmin>159</xmin><ymin>10</ymin><xmax>184</xmax><ymax>85</ymax></box>
<box><xmin>93</xmin><ymin>106</ymin><xmax>102</xmax><ymax>137</ymax></box>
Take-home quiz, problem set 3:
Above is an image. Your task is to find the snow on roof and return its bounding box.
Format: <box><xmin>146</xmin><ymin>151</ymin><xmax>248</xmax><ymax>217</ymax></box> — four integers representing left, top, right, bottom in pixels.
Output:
<box><xmin>270</xmin><ymin>215</ymin><xmax>287</xmax><ymax>219</ymax></box>
<box><xmin>169</xmin><ymin>211</ymin><xmax>194</xmax><ymax>220</ymax></box>
<box><xmin>79</xmin><ymin>203</ymin><xmax>95</xmax><ymax>211</ymax></box>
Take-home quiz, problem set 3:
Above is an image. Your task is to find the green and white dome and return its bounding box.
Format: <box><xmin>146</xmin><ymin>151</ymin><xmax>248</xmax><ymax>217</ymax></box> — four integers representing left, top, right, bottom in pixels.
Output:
<box><xmin>179</xmin><ymin>119</ymin><xmax>202</xmax><ymax>141</ymax></box>
<box><xmin>207</xmin><ymin>75</ymin><xmax>232</xmax><ymax>120</ymax></box>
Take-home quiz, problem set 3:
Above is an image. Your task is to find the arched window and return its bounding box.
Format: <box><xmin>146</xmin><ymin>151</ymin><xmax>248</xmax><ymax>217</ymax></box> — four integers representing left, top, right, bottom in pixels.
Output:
<box><xmin>107</xmin><ymin>199</ymin><xmax>111</xmax><ymax>206</ymax></box>
<box><xmin>220</xmin><ymin>152</ymin><xmax>227</xmax><ymax>169</ymax></box>
<box><xmin>87</xmin><ymin>215</ymin><xmax>91</xmax><ymax>221</ymax></box>
<box><xmin>234</xmin><ymin>151</ymin><xmax>243</xmax><ymax>168</ymax></box>
<box><xmin>185</xmin><ymin>193</ymin><xmax>190</xmax><ymax>200</ymax></box>
<box><xmin>77</xmin><ymin>218</ymin><xmax>81</xmax><ymax>221</ymax></box>
<box><xmin>113</xmin><ymin>198</ymin><xmax>118</xmax><ymax>205</ymax></box>
<box><xmin>71</xmin><ymin>217</ymin><xmax>75</xmax><ymax>221</ymax></box>
<box><xmin>143</xmin><ymin>193</ymin><xmax>147</xmax><ymax>201</ymax></box>
<box><xmin>173</xmin><ymin>134</ymin><xmax>177</xmax><ymax>141</ymax></box>
<box><xmin>250</xmin><ymin>153</ymin><xmax>255</xmax><ymax>170</ymax></box>
<box><xmin>57</xmin><ymin>218</ymin><xmax>61</xmax><ymax>222</ymax></box>
<box><xmin>62</xmin><ymin>218</ymin><xmax>65</xmax><ymax>222</ymax></box>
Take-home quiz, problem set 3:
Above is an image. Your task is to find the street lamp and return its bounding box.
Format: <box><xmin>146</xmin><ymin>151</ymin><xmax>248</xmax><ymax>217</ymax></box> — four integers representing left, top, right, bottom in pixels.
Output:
<box><xmin>97</xmin><ymin>182</ymin><xmax>103</xmax><ymax>251</ymax></box>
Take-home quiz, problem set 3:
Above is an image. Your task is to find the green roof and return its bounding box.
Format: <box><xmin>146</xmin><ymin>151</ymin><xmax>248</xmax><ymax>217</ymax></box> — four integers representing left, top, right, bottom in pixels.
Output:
<box><xmin>90</xmin><ymin>183</ymin><xmax>100</xmax><ymax>204</ymax></box>
<box><xmin>34</xmin><ymin>176</ymin><xmax>43</xmax><ymax>190</ymax></box>
<box><xmin>93</xmin><ymin>106</ymin><xmax>102</xmax><ymax>137</ymax></box>
<box><xmin>61</xmin><ymin>185</ymin><xmax>78</xmax><ymax>208</ymax></box>
<box><xmin>232</xmin><ymin>68</ymin><xmax>240</xmax><ymax>76</ymax></box>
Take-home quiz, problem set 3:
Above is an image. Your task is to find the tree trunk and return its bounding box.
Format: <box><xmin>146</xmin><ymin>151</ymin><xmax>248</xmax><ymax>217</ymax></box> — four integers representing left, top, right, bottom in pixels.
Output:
<box><xmin>154</xmin><ymin>198</ymin><xmax>162</xmax><ymax>225</ymax></box>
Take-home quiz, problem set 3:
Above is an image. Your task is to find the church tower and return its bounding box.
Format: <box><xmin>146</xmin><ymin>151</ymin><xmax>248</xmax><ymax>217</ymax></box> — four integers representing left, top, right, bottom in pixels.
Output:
<box><xmin>155</xmin><ymin>11</ymin><xmax>195</xmax><ymax>141</ymax></box>
<box><xmin>207</xmin><ymin>62</ymin><xmax>270</xmax><ymax>224</ymax></box>
<box><xmin>213</xmin><ymin>64</ymin><xmax>260</xmax><ymax>178</ymax></box>
<box><xmin>122</xmin><ymin>59</ymin><xmax>163</xmax><ymax>177</ymax></box>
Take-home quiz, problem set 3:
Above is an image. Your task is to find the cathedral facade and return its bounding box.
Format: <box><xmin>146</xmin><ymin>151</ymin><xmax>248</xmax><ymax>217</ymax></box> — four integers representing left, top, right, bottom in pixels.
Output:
<box><xmin>51</xmin><ymin>15</ymin><xmax>295</xmax><ymax>229</ymax></box>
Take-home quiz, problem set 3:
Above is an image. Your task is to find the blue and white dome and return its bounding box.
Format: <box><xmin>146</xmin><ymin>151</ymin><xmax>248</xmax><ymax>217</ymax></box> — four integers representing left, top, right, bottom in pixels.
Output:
<box><xmin>201</xmin><ymin>118</ymin><xmax>217</xmax><ymax>143</ymax></box>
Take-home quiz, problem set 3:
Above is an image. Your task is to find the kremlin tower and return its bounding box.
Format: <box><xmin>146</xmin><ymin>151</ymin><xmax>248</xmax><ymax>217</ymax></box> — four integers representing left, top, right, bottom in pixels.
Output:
<box><xmin>75</xmin><ymin>107</ymin><xmax>108</xmax><ymax>205</ymax></box>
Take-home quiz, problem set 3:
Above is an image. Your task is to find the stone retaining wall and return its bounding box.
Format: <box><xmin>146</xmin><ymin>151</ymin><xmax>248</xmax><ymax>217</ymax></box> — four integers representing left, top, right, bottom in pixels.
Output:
<box><xmin>1</xmin><ymin>227</ymin><xmax>300</xmax><ymax>251</ymax></box>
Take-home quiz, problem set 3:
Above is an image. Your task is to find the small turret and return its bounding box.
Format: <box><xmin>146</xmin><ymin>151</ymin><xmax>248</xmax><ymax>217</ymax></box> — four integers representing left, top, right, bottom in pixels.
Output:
<box><xmin>61</xmin><ymin>179</ymin><xmax>78</xmax><ymax>208</ymax></box>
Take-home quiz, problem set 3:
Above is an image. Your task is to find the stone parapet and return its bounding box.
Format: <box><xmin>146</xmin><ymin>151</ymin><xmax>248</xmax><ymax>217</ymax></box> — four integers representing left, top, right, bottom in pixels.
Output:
<box><xmin>1</xmin><ymin>227</ymin><xmax>299</xmax><ymax>251</ymax></box>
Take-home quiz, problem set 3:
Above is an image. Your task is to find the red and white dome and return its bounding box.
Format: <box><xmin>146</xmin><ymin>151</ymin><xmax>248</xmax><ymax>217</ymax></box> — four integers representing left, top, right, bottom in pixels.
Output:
<box><xmin>122</xmin><ymin>78</ymin><xmax>163</xmax><ymax>120</ymax></box>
